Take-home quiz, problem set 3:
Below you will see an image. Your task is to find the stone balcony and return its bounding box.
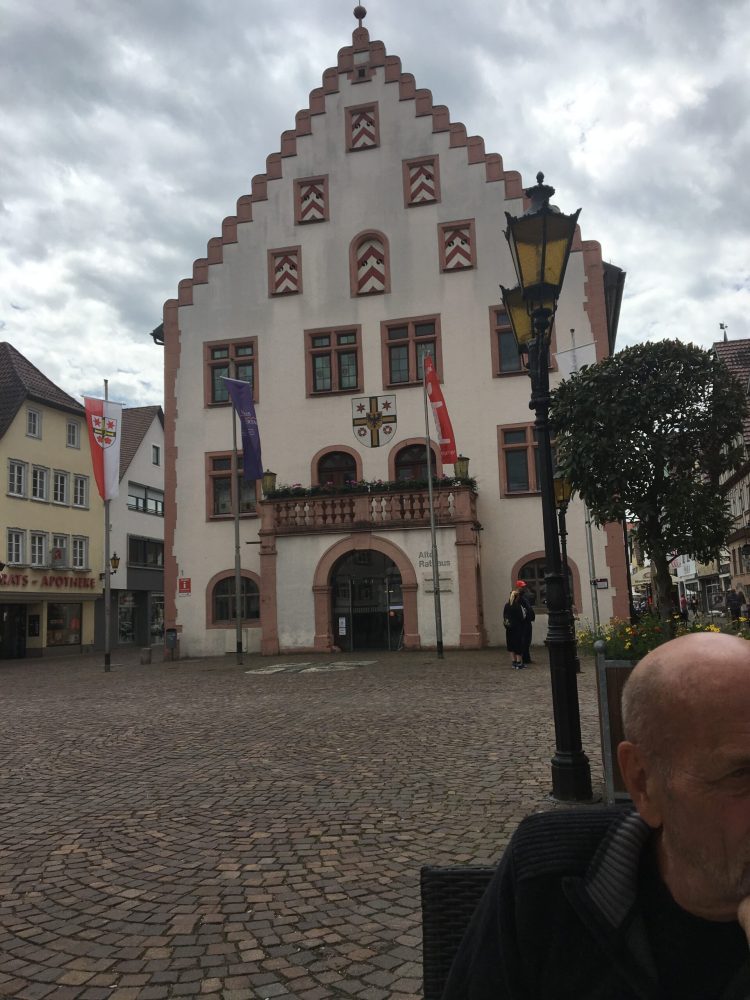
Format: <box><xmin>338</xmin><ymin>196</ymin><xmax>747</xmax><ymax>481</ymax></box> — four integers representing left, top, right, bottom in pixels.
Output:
<box><xmin>261</xmin><ymin>485</ymin><xmax>477</xmax><ymax>536</ymax></box>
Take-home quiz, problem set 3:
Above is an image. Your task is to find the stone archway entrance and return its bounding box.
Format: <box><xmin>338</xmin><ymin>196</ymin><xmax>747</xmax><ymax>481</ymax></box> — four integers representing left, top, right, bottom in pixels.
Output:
<box><xmin>331</xmin><ymin>550</ymin><xmax>403</xmax><ymax>651</ymax></box>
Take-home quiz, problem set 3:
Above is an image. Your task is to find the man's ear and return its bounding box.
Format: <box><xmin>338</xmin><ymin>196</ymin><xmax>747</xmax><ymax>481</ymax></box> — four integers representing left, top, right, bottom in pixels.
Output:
<box><xmin>617</xmin><ymin>741</ymin><xmax>663</xmax><ymax>828</ymax></box>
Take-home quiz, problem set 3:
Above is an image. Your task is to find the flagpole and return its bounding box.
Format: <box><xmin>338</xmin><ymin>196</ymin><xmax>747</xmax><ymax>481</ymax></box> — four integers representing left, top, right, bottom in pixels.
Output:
<box><xmin>231</xmin><ymin>365</ymin><xmax>243</xmax><ymax>666</ymax></box>
<box><xmin>103</xmin><ymin>379</ymin><xmax>111</xmax><ymax>672</ymax></box>
<box><xmin>423</xmin><ymin>369</ymin><xmax>444</xmax><ymax>659</ymax></box>
<box><xmin>569</xmin><ymin>328</ymin><xmax>600</xmax><ymax>633</ymax></box>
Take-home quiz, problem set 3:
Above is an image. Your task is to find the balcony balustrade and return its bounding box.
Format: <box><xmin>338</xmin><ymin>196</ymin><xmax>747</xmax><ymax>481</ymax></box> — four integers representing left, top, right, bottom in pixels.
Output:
<box><xmin>263</xmin><ymin>485</ymin><xmax>477</xmax><ymax>536</ymax></box>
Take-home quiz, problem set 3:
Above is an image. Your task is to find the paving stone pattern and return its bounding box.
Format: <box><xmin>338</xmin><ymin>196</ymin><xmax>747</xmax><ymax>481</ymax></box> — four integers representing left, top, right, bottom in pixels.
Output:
<box><xmin>0</xmin><ymin>648</ymin><xmax>604</xmax><ymax>999</ymax></box>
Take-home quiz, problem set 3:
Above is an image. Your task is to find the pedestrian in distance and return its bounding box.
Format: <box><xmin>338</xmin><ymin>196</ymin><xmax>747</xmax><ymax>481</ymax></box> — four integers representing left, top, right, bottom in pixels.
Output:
<box><xmin>502</xmin><ymin>588</ymin><xmax>526</xmax><ymax>671</ymax></box>
<box><xmin>441</xmin><ymin>632</ymin><xmax>750</xmax><ymax>999</ymax></box>
<box><xmin>515</xmin><ymin>579</ymin><xmax>535</xmax><ymax>664</ymax></box>
<box><xmin>689</xmin><ymin>595</ymin><xmax>699</xmax><ymax>619</ymax></box>
<box><xmin>727</xmin><ymin>587</ymin><xmax>743</xmax><ymax>627</ymax></box>
<box><xmin>679</xmin><ymin>594</ymin><xmax>689</xmax><ymax>623</ymax></box>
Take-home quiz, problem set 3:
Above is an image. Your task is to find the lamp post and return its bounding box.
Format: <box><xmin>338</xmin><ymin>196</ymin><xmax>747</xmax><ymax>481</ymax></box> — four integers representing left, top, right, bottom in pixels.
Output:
<box><xmin>502</xmin><ymin>172</ymin><xmax>592</xmax><ymax>801</ymax></box>
<box><xmin>553</xmin><ymin>474</ymin><xmax>573</xmax><ymax>606</ymax></box>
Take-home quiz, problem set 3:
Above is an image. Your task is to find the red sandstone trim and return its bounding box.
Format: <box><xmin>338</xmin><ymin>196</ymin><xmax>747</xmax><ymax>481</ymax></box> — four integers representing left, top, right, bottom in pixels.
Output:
<box><xmin>310</xmin><ymin>445</ymin><xmax>363</xmax><ymax>486</ymax></box>
<box><xmin>509</xmin><ymin>550</ymin><xmax>583</xmax><ymax>613</ymax></box>
<box><xmin>204</xmin><ymin>568</ymin><xmax>262</xmax><ymax>629</ymax></box>
<box><xmin>349</xmin><ymin>230</ymin><xmax>391</xmax><ymax>297</ymax></box>
<box><xmin>604</xmin><ymin>522</ymin><xmax>630</xmax><ymax>620</ymax></box>
<box><xmin>312</xmin><ymin>533</ymin><xmax>420</xmax><ymax>652</ymax></box>
<box><xmin>163</xmin><ymin>298</ymin><xmax>180</xmax><ymax>649</ymax></box>
<box><xmin>267</xmin><ymin>245</ymin><xmax>303</xmax><ymax>297</ymax></box>
<box><xmin>386</xmin><ymin>438</ymin><xmax>442</xmax><ymax>481</ymax></box>
<box><xmin>402</xmin><ymin>155</ymin><xmax>441</xmax><ymax>207</ymax></box>
<box><xmin>438</xmin><ymin>219</ymin><xmax>477</xmax><ymax>272</ymax></box>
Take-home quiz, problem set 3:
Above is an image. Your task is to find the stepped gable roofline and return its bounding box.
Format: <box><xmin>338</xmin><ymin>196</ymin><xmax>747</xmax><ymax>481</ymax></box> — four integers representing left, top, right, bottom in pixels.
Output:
<box><xmin>119</xmin><ymin>405</ymin><xmax>164</xmax><ymax>480</ymax></box>
<box><xmin>714</xmin><ymin>338</ymin><xmax>750</xmax><ymax>447</ymax></box>
<box><xmin>163</xmin><ymin>23</ymin><xmax>530</xmax><ymax>321</ymax></box>
<box><xmin>0</xmin><ymin>341</ymin><xmax>84</xmax><ymax>440</ymax></box>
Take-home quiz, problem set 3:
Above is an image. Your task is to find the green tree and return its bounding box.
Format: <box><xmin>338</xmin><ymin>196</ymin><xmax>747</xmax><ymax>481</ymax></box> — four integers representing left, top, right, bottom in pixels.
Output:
<box><xmin>550</xmin><ymin>339</ymin><xmax>747</xmax><ymax>622</ymax></box>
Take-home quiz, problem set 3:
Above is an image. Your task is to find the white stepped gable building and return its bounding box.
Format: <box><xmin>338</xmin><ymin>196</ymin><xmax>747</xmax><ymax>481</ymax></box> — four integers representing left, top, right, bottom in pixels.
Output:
<box><xmin>162</xmin><ymin>15</ymin><xmax>627</xmax><ymax>657</ymax></box>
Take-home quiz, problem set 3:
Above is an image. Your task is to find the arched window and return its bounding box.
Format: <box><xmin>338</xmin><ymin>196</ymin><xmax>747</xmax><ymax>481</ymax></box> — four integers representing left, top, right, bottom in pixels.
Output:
<box><xmin>517</xmin><ymin>558</ymin><xmax>573</xmax><ymax>610</ymax></box>
<box><xmin>212</xmin><ymin>576</ymin><xmax>260</xmax><ymax>625</ymax></box>
<box><xmin>394</xmin><ymin>444</ymin><xmax>438</xmax><ymax>482</ymax></box>
<box><xmin>350</xmin><ymin>230</ymin><xmax>390</xmax><ymax>296</ymax></box>
<box><xmin>317</xmin><ymin>451</ymin><xmax>358</xmax><ymax>488</ymax></box>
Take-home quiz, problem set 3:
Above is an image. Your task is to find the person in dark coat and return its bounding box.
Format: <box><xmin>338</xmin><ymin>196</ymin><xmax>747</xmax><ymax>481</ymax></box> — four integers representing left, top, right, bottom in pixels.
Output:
<box><xmin>442</xmin><ymin>632</ymin><xmax>750</xmax><ymax>999</ymax></box>
<box><xmin>502</xmin><ymin>588</ymin><xmax>526</xmax><ymax>670</ymax></box>
<box><xmin>516</xmin><ymin>579</ymin><xmax>535</xmax><ymax>664</ymax></box>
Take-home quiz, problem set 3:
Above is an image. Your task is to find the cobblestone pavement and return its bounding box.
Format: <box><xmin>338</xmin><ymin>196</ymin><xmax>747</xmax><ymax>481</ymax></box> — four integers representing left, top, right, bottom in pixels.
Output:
<box><xmin>0</xmin><ymin>647</ymin><xmax>604</xmax><ymax>999</ymax></box>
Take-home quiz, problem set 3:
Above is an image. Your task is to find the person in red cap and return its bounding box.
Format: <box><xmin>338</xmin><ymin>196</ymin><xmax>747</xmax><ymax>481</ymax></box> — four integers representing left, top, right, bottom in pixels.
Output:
<box><xmin>515</xmin><ymin>580</ymin><xmax>535</xmax><ymax>665</ymax></box>
<box><xmin>502</xmin><ymin>588</ymin><xmax>526</xmax><ymax>670</ymax></box>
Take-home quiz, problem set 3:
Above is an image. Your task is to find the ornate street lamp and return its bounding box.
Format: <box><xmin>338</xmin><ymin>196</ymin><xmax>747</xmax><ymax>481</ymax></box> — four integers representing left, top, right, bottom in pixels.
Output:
<box><xmin>261</xmin><ymin>469</ymin><xmax>277</xmax><ymax>497</ymax></box>
<box><xmin>553</xmin><ymin>473</ymin><xmax>573</xmax><ymax>603</ymax></box>
<box><xmin>453</xmin><ymin>454</ymin><xmax>470</xmax><ymax>480</ymax></box>
<box><xmin>502</xmin><ymin>173</ymin><xmax>592</xmax><ymax>801</ymax></box>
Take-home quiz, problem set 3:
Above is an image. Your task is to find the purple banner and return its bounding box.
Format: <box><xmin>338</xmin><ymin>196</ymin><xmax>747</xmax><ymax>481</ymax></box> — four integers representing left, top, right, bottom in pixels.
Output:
<box><xmin>222</xmin><ymin>377</ymin><xmax>263</xmax><ymax>481</ymax></box>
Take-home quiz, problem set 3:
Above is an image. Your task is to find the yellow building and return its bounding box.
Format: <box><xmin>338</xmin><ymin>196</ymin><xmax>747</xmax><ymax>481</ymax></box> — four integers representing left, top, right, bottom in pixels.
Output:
<box><xmin>1</xmin><ymin>343</ymin><xmax>103</xmax><ymax>657</ymax></box>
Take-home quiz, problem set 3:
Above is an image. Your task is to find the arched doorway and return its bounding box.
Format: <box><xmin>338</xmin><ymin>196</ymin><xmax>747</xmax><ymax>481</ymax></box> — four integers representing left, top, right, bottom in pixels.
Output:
<box><xmin>331</xmin><ymin>550</ymin><xmax>403</xmax><ymax>651</ymax></box>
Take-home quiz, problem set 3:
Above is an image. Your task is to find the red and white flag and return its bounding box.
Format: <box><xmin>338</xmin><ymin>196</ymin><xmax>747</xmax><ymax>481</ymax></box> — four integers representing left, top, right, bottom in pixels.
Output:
<box><xmin>423</xmin><ymin>356</ymin><xmax>458</xmax><ymax>464</ymax></box>
<box><xmin>84</xmin><ymin>396</ymin><xmax>123</xmax><ymax>500</ymax></box>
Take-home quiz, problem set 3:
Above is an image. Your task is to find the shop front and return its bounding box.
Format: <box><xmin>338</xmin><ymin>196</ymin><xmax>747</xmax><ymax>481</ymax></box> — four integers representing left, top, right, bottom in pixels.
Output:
<box><xmin>0</xmin><ymin>569</ymin><xmax>100</xmax><ymax>658</ymax></box>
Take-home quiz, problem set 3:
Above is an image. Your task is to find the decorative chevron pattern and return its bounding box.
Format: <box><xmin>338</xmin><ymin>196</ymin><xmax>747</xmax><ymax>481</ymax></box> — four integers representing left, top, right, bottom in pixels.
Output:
<box><xmin>298</xmin><ymin>179</ymin><xmax>326</xmax><ymax>222</ymax></box>
<box><xmin>443</xmin><ymin>225</ymin><xmax>473</xmax><ymax>270</ymax></box>
<box><xmin>408</xmin><ymin>160</ymin><xmax>437</xmax><ymax>203</ymax></box>
<box><xmin>356</xmin><ymin>236</ymin><xmax>386</xmax><ymax>294</ymax></box>
<box><xmin>272</xmin><ymin>250</ymin><xmax>301</xmax><ymax>294</ymax></box>
<box><xmin>350</xmin><ymin>107</ymin><xmax>378</xmax><ymax>149</ymax></box>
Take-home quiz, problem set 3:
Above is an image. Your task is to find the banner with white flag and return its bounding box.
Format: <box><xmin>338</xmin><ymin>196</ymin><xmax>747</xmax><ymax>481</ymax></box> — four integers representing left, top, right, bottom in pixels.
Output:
<box><xmin>84</xmin><ymin>396</ymin><xmax>123</xmax><ymax>500</ymax></box>
<box><xmin>423</xmin><ymin>355</ymin><xmax>458</xmax><ymax>464</ymax></box>
<box><xmin>555</xmin><ymin>342</ymin><xmax>597</xmax><ymax>376</ymax></box>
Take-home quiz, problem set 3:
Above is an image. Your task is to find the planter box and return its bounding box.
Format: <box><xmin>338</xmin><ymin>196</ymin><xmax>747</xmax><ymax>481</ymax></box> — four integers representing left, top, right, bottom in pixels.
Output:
<box><xmin>594</xmin><ymin>639</ymin><xmax>636</xmax><ymax>803</ymax></box>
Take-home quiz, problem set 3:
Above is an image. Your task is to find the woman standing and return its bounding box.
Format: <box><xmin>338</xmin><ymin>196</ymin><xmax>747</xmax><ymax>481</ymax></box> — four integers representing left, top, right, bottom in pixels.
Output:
<box><xmin>503</xmin><ymin>588</ymin><xmax>526</xmax><ymax>670</ymax></box>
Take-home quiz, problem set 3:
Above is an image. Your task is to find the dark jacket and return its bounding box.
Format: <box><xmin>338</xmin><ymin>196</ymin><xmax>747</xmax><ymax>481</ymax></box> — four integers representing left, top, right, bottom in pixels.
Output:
<box><xmin>441</xmin><ymin>808</ymin><xmax>750</xmax><ymax>1000</ymax></box>
<box><xmin>502</xmin><ymin>598</ymin><xmax>525</xmax><ymax>652</ymax></box>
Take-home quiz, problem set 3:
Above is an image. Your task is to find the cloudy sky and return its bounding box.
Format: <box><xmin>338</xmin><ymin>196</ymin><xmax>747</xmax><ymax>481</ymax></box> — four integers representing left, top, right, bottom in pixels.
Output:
<box><xmin>2</xmin><ymin>0</ymin><xmax>749</xmax><ymax>406</ymax></box>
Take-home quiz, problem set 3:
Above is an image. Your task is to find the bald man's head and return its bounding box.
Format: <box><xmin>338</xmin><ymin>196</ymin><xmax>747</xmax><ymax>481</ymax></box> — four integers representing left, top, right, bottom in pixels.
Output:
<box><xmin>621</xmin><ymin>631</ymin><xmax>750</xmax><ymax>767</ymax></box>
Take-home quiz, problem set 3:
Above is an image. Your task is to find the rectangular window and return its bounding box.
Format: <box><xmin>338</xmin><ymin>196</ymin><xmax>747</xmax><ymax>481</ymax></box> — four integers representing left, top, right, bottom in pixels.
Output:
<box><xmin>8</xmin><ymin>460</ymin><xmax>27</xmax><ymax>497</ymax></box>
<box><xmin>127</xmin><ymin>536</ymin><xmax>164</xmax><ymax>568</ymax></box>
<box><xmin>204</xmin><ymin>338</ymin><xmax>258</xmax><ymax>407</ymax></box>
<box><xmin>492</xmin><ymin>308</ymin><xmax>523</xmax><ymax>374</ymax></box>
<box><xmin>403</xmin><ymin>156</ymin><xmax>441</xmax><ymax>206</ymax></box>
<box><xmin>66</xmin><ymin>420</ymin><xmax>81</xmax><ymax>448</ymax></box>
<box><xmin>31</xmin><ymin>466</ymin><xmax>49</xmax><ymax>501</ymax></box>
<box><xmin>26</xmin><ymin>408</ymin><xmax>41</xmax><ymax>438</ymax></box>
<box><xmin>346</xmin><ymin>102</ymin><xmax>380</xmax><ymax>151</ymax></box>
<box><xmin>305</xmin><ymin>327</ymin><xmax>362</xmax><ymax>396</ymax></box>
<box><xmin>152</xmin><ymin>445</ymin><xmax>161</xmax><ymax>466</ymax></box>
<box><xmin>72</xmin><ymin>536</ymin><xmax>88</xmax><ymax>570</ymax></box>
<box><xmin>52</xmin><ymin>470</ymin><xmax>69</xmax><ymax>505</ymax></box>
<box><xmin>206</xmin><ymin>453</ymin><xmax>258</xmax><ymax>520</ymax></box>
<box><xmin>381</xmin><ymin>316</ymin><xmax>440</xmax><ymax>387</ymax></box>
<box><xmin>499</xmin><ymin>425</ymin><xmax>540</xmax><ymax>495</ymax></box>
<box><xmin>73</xmin><ymin>474</ymin><xmax>89</xmax><ymax>508</ymax></box>
<box><xmin>7</xmin><ymin>529</ymin><xmax>24</xmax><ymax>565</ymax></box>
<box><xmin>30</xmin><ymin>532</ymin><xmax>48</xmax><ymax>567</ymax></box>
<box><xmin>127</xmin><ymin>483</ymin><xmax>164</xmax><ymax>516</ymax></box>
<box><xmin>51</xmin><ymin>534</ymin><xmax>69</xmax><ymax>568</ymax></box>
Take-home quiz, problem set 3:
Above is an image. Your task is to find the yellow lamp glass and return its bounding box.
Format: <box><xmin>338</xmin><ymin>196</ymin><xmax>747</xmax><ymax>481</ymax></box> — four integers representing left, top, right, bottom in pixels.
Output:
<box><xmin>553</xmin><ymin>475</ymin><xmax>574</xmax><ymax>507</ymax></box>
<box><xmin>454</xmin><ymin>455</ymin><xmax>470</xmax><ymax>479</ymax></box>
<box><xmin>261</xmin><ymin>469</ymin><xmax>277</xmax><ymax>496</ymax></box>
<box><xmin>500</xmin><ymin>285</ymin><xmax>534</xmax><ymax>346</ymax></box>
